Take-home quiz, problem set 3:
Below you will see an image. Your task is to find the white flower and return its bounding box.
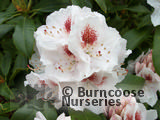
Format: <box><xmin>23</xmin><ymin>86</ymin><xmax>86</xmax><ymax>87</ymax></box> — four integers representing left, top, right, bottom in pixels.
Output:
<box><xmin>127</xmin><ymin>50</ymin><xmax>160</xmax><ymax>106</ymax></box>
<box><xmin>56</xmin><ymin>113</ymin><xmax>71</xmax><ymax>120</ymax></box>
<box><xmin>106</xmin><ymin>95</ymin><xmax>157</xmax><ymax>120</ymax></box>
<box><xmin>34</xmin><ymin>5</ymin><xmax>106</xmax><ymax>82</ymax></box>
<box><xmin>34</xmin><ymin>111</ymin><xmax>46</xmax><ymax>120</ymax></box>
<box><xmin>34</xmin><ymin>5</ymin><xmax>131</xmax><ymax>82</ymax></box>
<box><xmin>26</xmin><ymin>5</ymin><xmax>131</xmax><ymax>115</ymax></box>
<box><xmin>147</xmin><ymin>0</ymin><xmax>160</xmax><ymax>26</ymax></box>
<box><xmin>68</xmin><ymin>14</ymin><xmax>131</xmax><ymax>73</ymax></box>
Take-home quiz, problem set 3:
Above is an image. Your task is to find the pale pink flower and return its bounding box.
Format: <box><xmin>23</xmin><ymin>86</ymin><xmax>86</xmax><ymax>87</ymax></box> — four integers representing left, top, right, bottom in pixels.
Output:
<box><xmin>106</xmin><ymin>96</ymin><xmax>157</xmax><ymax>120</ymax></box>
<box><xmin>128</xmin><ymin>50</ymin><xmax>160</xmax><ymax>106</ymax></box>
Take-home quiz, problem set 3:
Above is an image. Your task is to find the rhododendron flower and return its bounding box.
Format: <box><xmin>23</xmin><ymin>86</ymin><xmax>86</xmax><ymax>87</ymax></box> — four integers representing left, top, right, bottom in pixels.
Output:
<box><xmin>26</xmin><ymin>5</ymin><xmax>131</xmax><ymax>114</ymax></box>
<box><xmin>147</xmin><ymin>0</ymin><xmax>160</xmax><ymax>26</ymax></box>
<box><xmin>34</xmin><ymin>5</ymin><xmax>131</xmax><ymax>82</ymax></box>
<box><xmin>128</xmin><ymin>50</ymin><xmax>160</xmax><ymax>106</ymax></box>
<box><xmin>34</xmin><ymin>5</ymin><xmax>107</xmax><ymax>82</ymax></box>
<box><xmin>106</xmin><ymin>96</ymin><xmax>157</xmax><ymax>120</ymax></box>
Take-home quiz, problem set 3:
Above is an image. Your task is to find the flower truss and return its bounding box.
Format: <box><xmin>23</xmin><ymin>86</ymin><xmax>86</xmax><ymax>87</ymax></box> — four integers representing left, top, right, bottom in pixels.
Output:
<box><xmin>128</xmin><ymin>50</ymin><xmax>160</xmax><ymax>107</ymax></box>
<box><xmin>25</xmin><ymin>5</ymin><xmax>132</xmax><ymax>114</ymax></box>
<box><xmin>34</xmin><ymin>112</ymin><xmax>71</xmax><ymax>120</ymax></box>
<box><xmin>105</xmin><ymin>95</ymin><xmax>157</xmax><ymax>120</ymax></box>
<box><xmin>147</xmin><ymin>0</ymin><xmax>160</xmax><ymax>26</ymax></box>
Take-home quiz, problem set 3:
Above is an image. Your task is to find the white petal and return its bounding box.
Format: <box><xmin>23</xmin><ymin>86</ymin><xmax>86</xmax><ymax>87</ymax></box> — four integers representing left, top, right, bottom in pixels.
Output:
<box><xmin>46</xmin><ymin>5</ymin><xmax>80</xmax><ymax>30</ymax></box>
<box><xmin>139</xmin><ymin>86</ymin><xmax>158</xmax><ymax>107</ymax></box>
<box><xmin>34</xmin><ymin>25</ymin><xmax>67</xmax><ymax>65</ymax></box>
<box><xmin>29</xmin><ymin>51</ymin><xmax>45</xmax><ymax>73</ymax></box>
<box><xmin>151</xmin><ymin>8</ymin><xmax>160</xmax><ymax>26</ymax></box>
<box><xmin>56</xmin><ymin>113</ymin><xmax>65</xmax><ymax>120</ymax></box>
<box><xmin>25</xmin><ymin>72</ymin><xmax>46</xmax><ymax>88</ymax></box>
<box><xmin>117</xmin><ymin>38</ymin><xmax>132</xmax><ymax>64</ymax></box>
<box><xmin>35</xmin><ymin>111</ymin><xmax>46</xmax><ymax>120</ymax></box>
<box><xmin>110</xmin><ymin>114</ymin><xmax>122</xmax><ymax>120</ymax></box>
<box><xmin>147</xmin><ymin>0</ymin><xmax>160</xmax><ymax>8</ymax></box>
<box><xmin>146</xmin><ymin>110</ymin><xmax>158</xmax><ymax>120</ymax></box>
<box><xmin>44</xmin><ymin>53</ymin><xmax>91</xmax><ymax>82</ymax></box>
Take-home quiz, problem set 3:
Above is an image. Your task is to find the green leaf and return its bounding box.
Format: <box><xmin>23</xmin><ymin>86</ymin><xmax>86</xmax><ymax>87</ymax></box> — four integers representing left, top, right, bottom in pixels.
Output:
<box><xmin>10</xmin><ymin>54</ymin><xmax>27</xmax><ymax>81</ymax></box>
<box><xmin>0</xmin><ymin>102</ymin><xmax>20</xmax><ymax>115</ymax></box>
<box><xmin>108</xmin><ymin>15</ymin><xmax>125</xmax><ymax>30</ymax></box>
<box><xmin>71</xmin><ymin>0</ymin><xmax>92</xmax><ymax>8</ymax></box>
<box><xmin>138</xmin><ymin>15</ymin><xmax>152</xmax><ymax>29</ymax></box>
<box><xmin>0</xmin><ymin>24</ymin><xmax>14</xmax><ymax>38</ymax></box>
<box><xmin>0</xmin><ymin>82</ymin><xmax>15</xmax><ymax>100</ymax></box>
<box><xmin>0</xmin><ymin>52</ymin><xmax>12</xmax><ymax>77</ymax></box>
<box><xmin>153</xmin><ymin>26</ymin><xmax>160</xmax><ymax>76</ymax></box>
<box><xmin>0</xmin><ymin>116</ymin><xmax>9</xmax><ymax>120</ymax></box>
<box><xmin>13</xmin><ymin>17</ymin><xmax>35</xmax><ymax>57</ymax></box>
<box><xmin>42</xmin><ymin>102</ymin><xmax>58</xmax><ymax>120</ymax></box>
<box><xmin>11</xmin><ymin>104</ymin><xmax>37</xmax><ymax>120</ymax></box>
<box><xmin>95</xmin><ymin>0</ymin><xmax>107</xmax><ymax>12</ymax></box>
<box><xmin>0</xmin><ymin>4</ymin><xmax>17</xmax><ymax>24</ymax></box>
<box><xmin>153</xmin><ymin>100</ymin><xmax>160</xmax><ymax>119</ymax></box>
<box><xmin>115</xmin><ymin>74</ymin><xmax>145</xmax><ymax>91</ymax></box>
<box><xmin>126</xmin><ymin>5</ymin><xmax>150</xmax><ymax>13</ymax></box>
<box><xmin>6</xmin><ymin>16</ymin><xmax>24</xmax><ymax>25</ymax></box>
<box><xmin>69</xmin><ymin>109</ymin><xmax>105</xmax><ymax>120</ymax></box>
<box><xmin>0</xmin><ymin>0</ymin><xmax>10</xmax><ymax>11</ymax></box>
<box><xmin>33</xmin><ymin>0</ymin><xmax>71</xmax><ymax>13</ymax></box>
<box><xmin>123</xmin><ymin>27</ymin><xmax>152</xmax><ymax>50</ymax></box>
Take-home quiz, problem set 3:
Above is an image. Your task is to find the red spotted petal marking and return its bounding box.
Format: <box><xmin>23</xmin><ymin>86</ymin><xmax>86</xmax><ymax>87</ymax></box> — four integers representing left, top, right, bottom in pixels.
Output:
<box><xmin>81</xmin><ymin>25</ymin><xmax>97</xmax><ymax>47</ymax></box>
<box><xmin>64</xmin><ymin>45</ymin><xmax>74</xmax><ymax>57</ymax></box>
<box><xmin>82</xmin><ymin>73</ymin><xmax>106</xmax><ymax>86</ymax></box>
<box><xmin>126</xmin><ymin>113</ymin><xmax>133</xmax><ymax>120</ymax></box>
<box><xmin>65</xmin><ymin>17</ymin><xmax>71</xmax><ymax>33</ymax></box>
<box><xmin>49</xmin><ymin>80</ymin><xmax>58</xmax><ymax>86</ymax></box>
<box><xmin>135</xmin><ymin>111</ymin><xmax>141</xmax><ymax>120</ymax></box>
<box><xmin>144</xmin><ymin>74</ymin><xmax>152</xmax><ymax>82</ymax></box>
<box><xmin>40</xmin><ymin>80</ymin><xmax>47</xmax><ymax>86</ymax></box>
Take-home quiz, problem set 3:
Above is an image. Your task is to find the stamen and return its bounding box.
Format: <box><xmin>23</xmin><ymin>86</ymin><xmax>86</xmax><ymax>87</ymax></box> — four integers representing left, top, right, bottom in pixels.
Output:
<box><xmin>27</xmin><ymin>65</ymin><xmax>40</xmax><ymax>71</ymax></box>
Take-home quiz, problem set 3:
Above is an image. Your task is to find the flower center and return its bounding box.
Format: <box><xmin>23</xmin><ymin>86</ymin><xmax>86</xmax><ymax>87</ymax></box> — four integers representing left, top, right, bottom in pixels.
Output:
<box><xmin>65</xmin><ymin>17</ymin><xmax>71</xmax><ymax>33</ymax></box>
<box><xmin>81</xmin><ymin>25</ymin><xmax>97</xmax><ymax>47</ymax></box>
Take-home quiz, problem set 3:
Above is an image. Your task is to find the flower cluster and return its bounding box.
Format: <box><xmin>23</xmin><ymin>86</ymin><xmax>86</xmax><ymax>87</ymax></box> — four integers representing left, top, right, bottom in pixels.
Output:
<box><xmin>25</xmin><ymin>5</ymin><xmax>132</xmax><ymax>114</ymax></box>
<box><xmin>105</xmin><ymin>95</ymin><xmax>157</xmax><ymax>120</ymax></box>
<box><xmin>128</xmin><ymin>50</ymin><xmax>160</xmax><ymax>107</ymax></box>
